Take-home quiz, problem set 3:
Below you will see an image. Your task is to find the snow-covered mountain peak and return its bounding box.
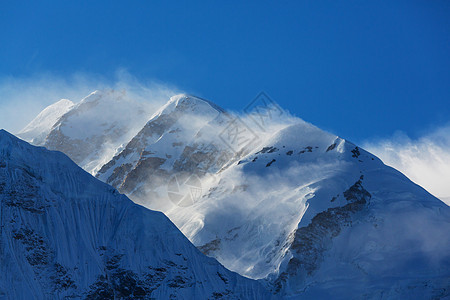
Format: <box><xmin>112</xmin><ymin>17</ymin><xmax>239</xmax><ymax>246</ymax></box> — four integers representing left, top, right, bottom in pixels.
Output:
<box><xmin>95</xmin><ymin>94</ymin><xmax>230</xmax><ymax>210</ymax></box>
<box><xmin>19</xmin><ymin>89</ymin><xmax>157</xmax><ymax>175</ymax></box>
<box><xmin>152</xmin><ymin>93</ymin><xmax>226</xmax><ymax>119</ymax></box>
<box><xmin>59</xmin><ymin>89</ymin><xmax>140</xmax><ymax>135</ymax></box>
<box><xmin>17</xmin><ymin>98</ymin><xmax>74</xmax><ymax>145</ymax></box>
<box><xmin>78</xmin><ymin>88</ymin><xmax>127</xmax><ymax>105</ymax></box>
<box><xmin>175</xmin><ymin>94</ymin><xmax>226</xmax><ymax>112</ymax></box>
<box><xmin>263</xmin><ymin>121</ymin><xmax>339</xmax><ymax>148</ymax></box>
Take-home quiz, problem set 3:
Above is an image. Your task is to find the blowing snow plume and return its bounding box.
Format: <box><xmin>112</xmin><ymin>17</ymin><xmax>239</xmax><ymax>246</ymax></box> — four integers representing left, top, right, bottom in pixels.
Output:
<box><xmin>364</xmin><ymin>124</ymin><xmax>450</xmax><ymax>206</ymax></box>
<box><xmin>3</xmin><ymin>72</ymin><xmax>180</xmax><ymax>175</ymax></box>
<box><xmin>0</xmin><ymin>70</ymin><xmax>179</xmax><ymax>134</ymax></box>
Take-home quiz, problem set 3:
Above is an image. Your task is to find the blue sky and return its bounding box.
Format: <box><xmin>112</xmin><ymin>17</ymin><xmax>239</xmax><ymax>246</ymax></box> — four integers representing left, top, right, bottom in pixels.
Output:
<box><xmin>0</xmin><ymin>1</ymin><xmax>449</xmax><ymax>144</ymax></box>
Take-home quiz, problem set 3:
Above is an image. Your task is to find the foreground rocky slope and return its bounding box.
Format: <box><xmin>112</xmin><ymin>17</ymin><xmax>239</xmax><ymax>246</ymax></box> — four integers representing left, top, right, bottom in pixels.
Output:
<box><xmin>0</xmin><ymin>130</ymin><xmax>269</xmax><ymax>299</ymax></box>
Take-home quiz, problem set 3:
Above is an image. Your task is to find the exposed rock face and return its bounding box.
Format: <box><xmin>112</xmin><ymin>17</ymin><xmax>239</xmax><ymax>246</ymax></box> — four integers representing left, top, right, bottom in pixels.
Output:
<box><xmin>0</xmin><ymin>130</ymin><xmax>270</xmax><ymax>299</ymax></box>
<box><xmin>273</xmin><ymin>178</ymin><xmax>371</xmax><ymax>293</ymax></box>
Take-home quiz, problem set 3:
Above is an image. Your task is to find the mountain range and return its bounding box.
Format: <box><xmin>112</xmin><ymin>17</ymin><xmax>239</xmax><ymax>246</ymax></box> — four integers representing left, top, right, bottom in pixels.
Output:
<box><xmin>13</xmin><ymin>89</ymin><xmax>450</xmax><ymax>299</ymax></box>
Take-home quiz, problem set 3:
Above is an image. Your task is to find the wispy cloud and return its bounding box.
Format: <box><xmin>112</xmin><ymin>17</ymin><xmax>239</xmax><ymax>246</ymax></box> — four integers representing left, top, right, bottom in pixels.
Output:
<box><xmin>0</xmin><ymin>70</ymin><xmax>179</xmax><ymax>133</ymax></box>
<box><xmin>363</xmin><ymin>125</ymin><xmax>450</xmax><ymax>205</ymax></box>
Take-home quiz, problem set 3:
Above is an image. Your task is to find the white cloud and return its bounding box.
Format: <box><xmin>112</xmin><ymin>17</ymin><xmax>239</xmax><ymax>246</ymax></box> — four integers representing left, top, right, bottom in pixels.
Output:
<box><xmin>363</xmin><ymin>125</ymin><xmax>450</xmax><ymax>205</ymax></box>
<box><xmin>0</xmin><ymin>70</ymin><xmax>179</xmax><ymax>134</ymax></box>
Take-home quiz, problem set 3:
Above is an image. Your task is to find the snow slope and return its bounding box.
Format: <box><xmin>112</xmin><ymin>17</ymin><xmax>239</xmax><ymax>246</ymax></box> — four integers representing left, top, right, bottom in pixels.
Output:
<box><xmin>0</xmin><ymin>129</ymin><xmax>270</xmax><ymax>299</ymax></box>
<box><xmin>18</xmin><ymin>99</ymin><xmax>74</xmax><ymax>145</ymax></box>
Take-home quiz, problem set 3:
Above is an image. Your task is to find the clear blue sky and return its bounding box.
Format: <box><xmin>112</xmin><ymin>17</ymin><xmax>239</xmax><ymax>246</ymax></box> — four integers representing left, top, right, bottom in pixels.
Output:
<box><xmin>1</xmin><ymin>1</ymin><xmax>449</xmax><ymax>143</ymax></box>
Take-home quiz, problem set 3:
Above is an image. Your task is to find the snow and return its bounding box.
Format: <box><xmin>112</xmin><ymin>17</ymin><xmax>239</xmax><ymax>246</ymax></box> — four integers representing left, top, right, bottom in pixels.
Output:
<box><xmin>0</xmin><ymin>129</ymin><xmax>270</xmax><ymax>299</ymax></box>
<box><xmin>18</xmin><ymin>90</ymin><xmax>450</xmax><ymax>299</ymax></box>
<box><xmin>95</xmin><ymin>94</ymin><xmax>228</xmax><ymax>211</ymax></box>
<box><xmin>19</xmin><ymin>89</ymin><xmax>156</xmax><ymax>175</ymax></box>
<box><xmin>17</xmin><ymin>99</ymin><xmax>74</xmax><ymax>145</ymax></box>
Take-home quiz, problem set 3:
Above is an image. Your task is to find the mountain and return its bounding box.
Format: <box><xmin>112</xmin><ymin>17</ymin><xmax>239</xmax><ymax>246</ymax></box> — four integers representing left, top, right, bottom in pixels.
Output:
<box><xmin>19</xmin><ymin>89</ymin><xmax>154</xmax><ymax>175</ymax></box>
<box><xmin>96</xmin><ymin>94</ymin><xmax>259</xmax><ymax>211</ymax></box>
<box><xmin>18</xmin><ymin>99</ymin><xmax>74</xmax><ymax>145</ymax></box>
<box><xmin>95</xmin><ymin>96</ymin><xmax>450</xmax><ymax>299</ymax></box>
<box><xmin>21</xmin><ymin>91</ymin><xmax>450</xmax><ymax>299</ymax></box>
<box><xmin>203</xmin><ymin>123</ymin><xmax>450</xmax><ymax>298</ymax></box>
<box><xmin>0</xmin><ymin>129</ymin><xmax>270</xmax><ymax>299</ymax></box>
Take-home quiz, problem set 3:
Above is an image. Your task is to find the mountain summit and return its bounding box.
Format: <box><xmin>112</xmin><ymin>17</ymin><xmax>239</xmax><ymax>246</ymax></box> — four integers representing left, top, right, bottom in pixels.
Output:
<box><xmin>95</xmin><ymin>93</ymin><xmax>239</xmax><ymax>210</ymax></box>
<box><xmin>18</xmin><ymin>99</ymin><xmax>74</xmax><ymax>145</ymax></box>
<box><xmin>18</xmin><ymin>89</ymin><xmax>155</xmax><ymax>174</ymax></box>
